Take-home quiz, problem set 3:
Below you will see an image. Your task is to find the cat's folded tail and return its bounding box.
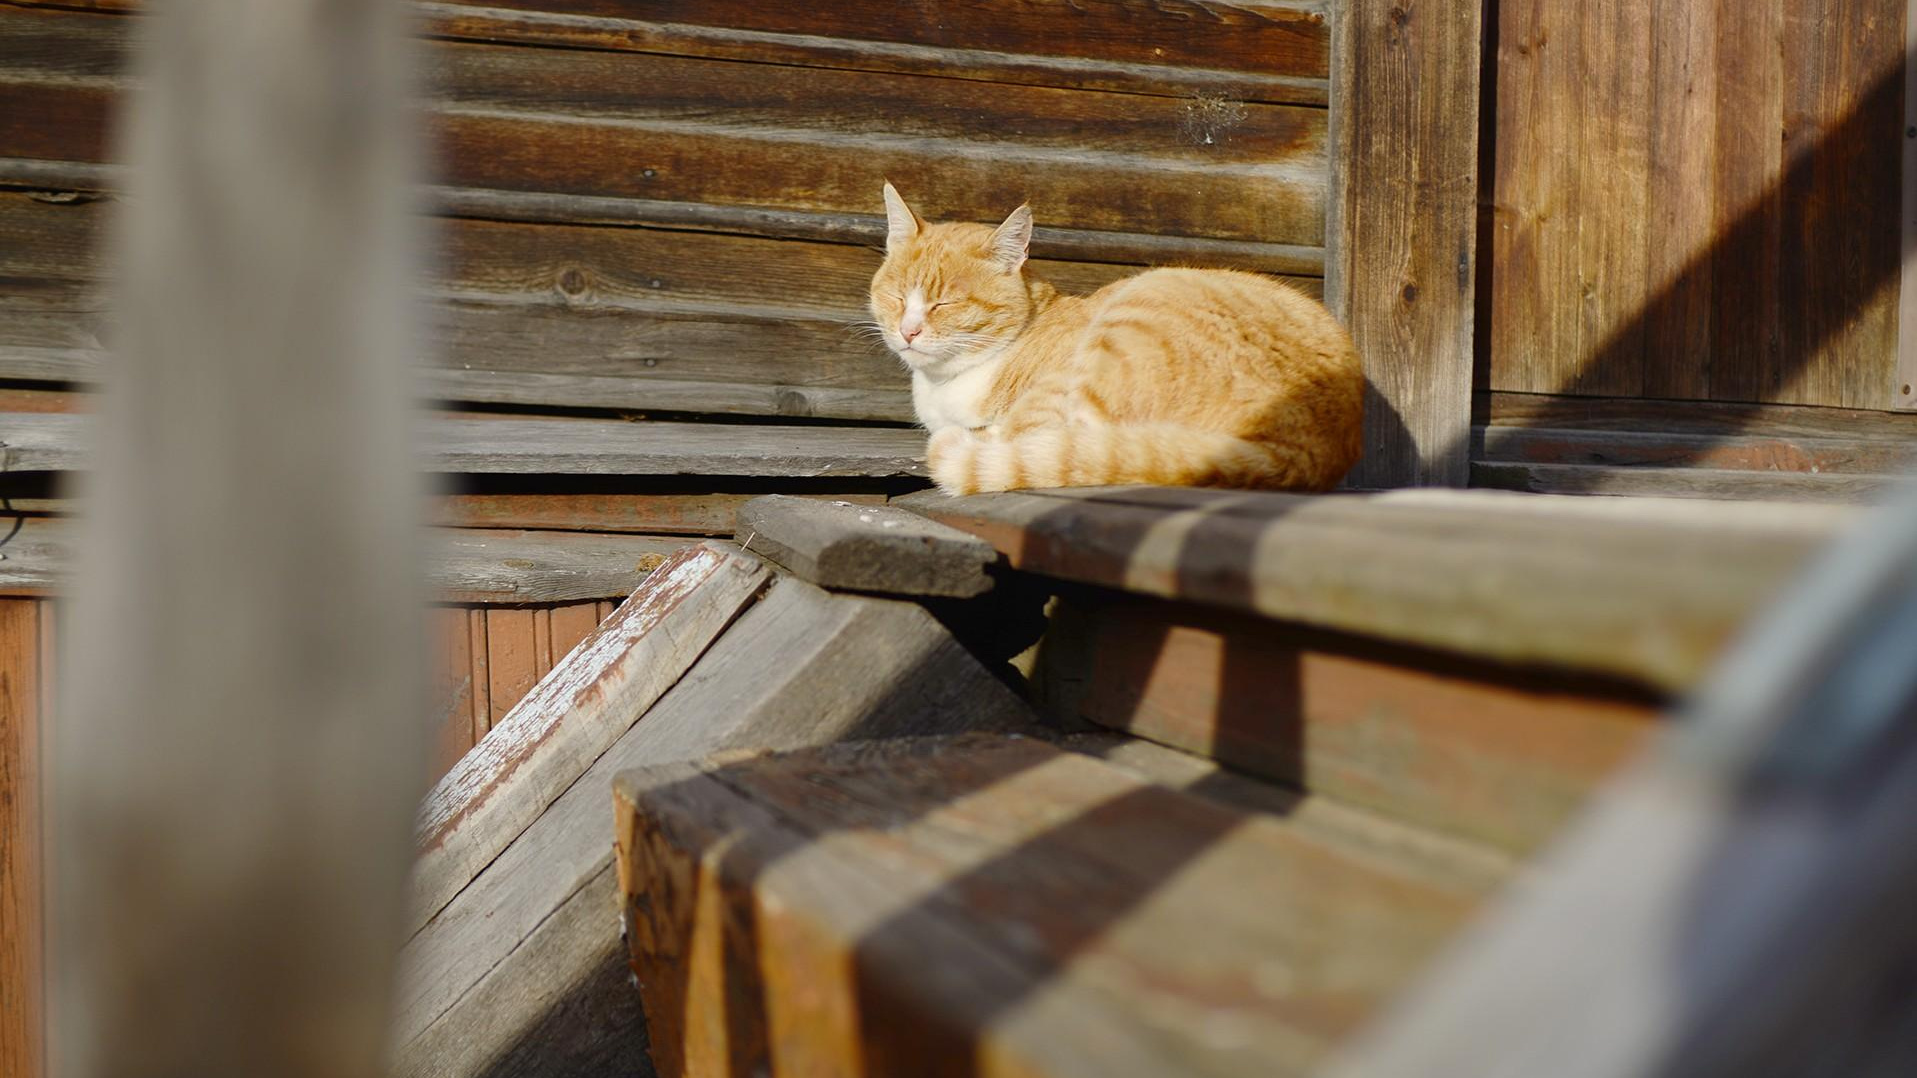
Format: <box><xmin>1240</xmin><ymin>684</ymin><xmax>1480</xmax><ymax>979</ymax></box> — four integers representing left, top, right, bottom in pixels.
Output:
<box><xmin>927</xmin><ymin>422</ymin><xmax>1340</xmax><ymax>495</ymax></box>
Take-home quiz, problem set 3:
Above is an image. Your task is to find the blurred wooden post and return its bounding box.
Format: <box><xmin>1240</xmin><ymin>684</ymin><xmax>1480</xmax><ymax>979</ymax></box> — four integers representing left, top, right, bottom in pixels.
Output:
<box><xmin>1326</xmin><ymin>0</ymin><xmax>1483</xmax><ymax>487</ymax></box>
<box><xmin>1897</xmin><ymin>0</ymin><xmax>1916</xmax><ymax>410</ymax></box>
<box><xmin>51</xmin><ymin>1</ymin><xmax>426</xmax><ymax>1076</ymax></box>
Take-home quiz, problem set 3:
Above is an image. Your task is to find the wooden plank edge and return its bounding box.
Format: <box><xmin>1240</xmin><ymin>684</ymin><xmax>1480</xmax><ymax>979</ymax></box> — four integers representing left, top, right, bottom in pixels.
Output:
<box><xmin>417</xmin><ymin>1</ymin><xmax>1334</xmax><ymax>107</ymax></box>
<box><xmin>0</xmin><ymin>159</ymin><xmax>1329</xmax><ymax>279</ymax></box>
<box><xmin>407</xmin><ymin>540</ymin><xmax>771</xmax><ymax>936</ymax></box>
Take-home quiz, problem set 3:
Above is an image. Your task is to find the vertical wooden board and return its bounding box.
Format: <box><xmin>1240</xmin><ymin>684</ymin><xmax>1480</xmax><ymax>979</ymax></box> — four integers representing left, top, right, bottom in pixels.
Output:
<box><xmin>428</xmin><ymin>608</ymin><xmax>478</xmax><ymax>782</ymax></box>
<box><xmin>1709</xmin><ymin>0</ymin><xmax>1786</xmax><ymax>403</ymax></box>
<box><xmin>548</xmin><ymin>601</ymin><xmax>600</xmax><ymax>664</ymax></box>
<box><xmin>0</xmin><ymin>600</ymin><xmax>41</xmax><ymax>1078</ymax></box>
<box><xmin>1330</xmin><ymin>0</ymin><xmax>1482</xmax><ymax>487</ymax></box>
<box><xmin>532</xmin><ymin>607</ymin><xmax>555</xmax><ymax>676</ymax></box>
<box><xmin>1779</xmin><ymin>0</ymin><xmax>1904</xmax><ymax>410</ymax></box>
<box><xmin>1568</xmin><ymin>0</ymin><xmax>1652</xmax><ymax>399</ymax></box>
<box><xmin>466</xmin><ymin>608</ymin><xmax>490</xmax><ymax>744</ymax></box>
<box><xmin>1902</xmin><ymin>0</ymin><xmax>1917</xmax><ymax>410</ymax></box>
<box><xmin>1642</xmin><ymin>0</ymin><xmax>1721</xmax><ymax>400</ymax></box>
<box><xmin>1485</xmin><ymin>0</ymin><xmax>1567</xmax><ymax>396</ymax></box>
<box><xmin>484</xmin><ymin>608</ymin><xmax>540</xmax><ymax>727</ymax></box>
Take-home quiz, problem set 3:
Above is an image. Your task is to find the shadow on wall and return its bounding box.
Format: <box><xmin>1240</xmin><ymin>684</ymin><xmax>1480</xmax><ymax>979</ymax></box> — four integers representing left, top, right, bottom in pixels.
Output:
<box><xmin>1441</xmin><ymin>30</ymin><xmax>1912</xmax><ymax>475</ymax></box>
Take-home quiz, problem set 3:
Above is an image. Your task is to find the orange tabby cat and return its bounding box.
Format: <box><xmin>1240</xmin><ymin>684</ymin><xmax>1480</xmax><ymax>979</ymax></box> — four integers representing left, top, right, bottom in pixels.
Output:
<box><xmin>870</xmin><ymin>183</ymin><xmax>1364</xmax><ymax>495</ymax></box>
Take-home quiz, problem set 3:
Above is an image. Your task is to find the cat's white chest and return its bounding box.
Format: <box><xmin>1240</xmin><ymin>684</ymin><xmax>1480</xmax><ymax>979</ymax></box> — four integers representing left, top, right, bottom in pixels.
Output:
<box><xmin>912</xmin><ymin>362</ymin><xmax>999</xmax><ymax>432</ymax></box>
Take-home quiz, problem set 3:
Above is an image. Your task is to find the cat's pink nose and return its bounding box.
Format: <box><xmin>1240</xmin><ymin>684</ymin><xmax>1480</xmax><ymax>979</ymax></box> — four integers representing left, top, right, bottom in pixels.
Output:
<box><xmin>900</xmin><ymin>324</ymin><xmax>922</xmax><ymax>343</ymax></box>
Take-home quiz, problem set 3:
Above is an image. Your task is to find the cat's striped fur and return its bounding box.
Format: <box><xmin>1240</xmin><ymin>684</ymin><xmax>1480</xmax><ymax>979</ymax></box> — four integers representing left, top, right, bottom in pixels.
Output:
<box><xmin>870</xmin><ymin>184</ymin><xmax>1364</xmax><ymax>495</ymax></box>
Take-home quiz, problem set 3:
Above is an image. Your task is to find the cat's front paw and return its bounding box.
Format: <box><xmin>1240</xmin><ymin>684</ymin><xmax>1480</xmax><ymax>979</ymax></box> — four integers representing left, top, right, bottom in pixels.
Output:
<box><xmin>926</xmin><ymin>426</ymin><xmax>984</xmax><ymax>495</ymax></box>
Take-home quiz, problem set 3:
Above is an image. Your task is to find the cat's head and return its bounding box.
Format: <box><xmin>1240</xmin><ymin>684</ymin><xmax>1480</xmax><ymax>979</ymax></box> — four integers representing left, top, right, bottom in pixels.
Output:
<box><xmin>868</xmin><ymin>183</ymin><xmax>1034</xmax><ymax>376</ymax></box>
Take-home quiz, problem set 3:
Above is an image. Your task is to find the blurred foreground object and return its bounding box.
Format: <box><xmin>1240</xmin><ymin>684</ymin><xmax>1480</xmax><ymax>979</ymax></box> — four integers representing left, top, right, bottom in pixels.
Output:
<box><xmin>1332</xmin><ymin>481</ymin><xmax>1917</xmax><ymax>1077</ymax></box>
<box><xmin>50</xmin><ymin>1</ymin><xmax>426</xmax><ymax>1076</ymax></box>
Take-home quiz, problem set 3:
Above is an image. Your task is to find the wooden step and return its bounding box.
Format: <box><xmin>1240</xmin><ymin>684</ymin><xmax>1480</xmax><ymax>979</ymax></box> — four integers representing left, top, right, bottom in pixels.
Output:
<box><xmin>393</xmin><ymin>573</ymin><xmax>1036</xmax><ymax>1077</ymax></box>
<box><xmin>0</xmin><ymin>411</ymin><xmax>928</xmax><ymax>478</ymax></box>
<box><xmin>899</xmin><ymin>486</ymin><xmax>1848</xmax><ymax>692</ymax></box>
<box><xmin>1470</xmin><ymin>460</ymin><xmax>1898</xmax><ymax>503</ymax></box>
<box><xmin>614</xmin><ymin>734</ymin><xmax>1497</xmax><ymax>1078</ymax></box>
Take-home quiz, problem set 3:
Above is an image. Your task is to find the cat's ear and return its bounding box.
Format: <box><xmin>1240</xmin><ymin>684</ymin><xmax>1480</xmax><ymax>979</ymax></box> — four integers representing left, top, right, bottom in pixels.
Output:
<box><xmin>989</xmin><ymin>204</ymin><xmax>1032</xmax><ymax>273</ymax></box>
<box><xmin>882</xmin><ymin>182</ymin><xmax>923</xmax><ymax>251</ymax></box>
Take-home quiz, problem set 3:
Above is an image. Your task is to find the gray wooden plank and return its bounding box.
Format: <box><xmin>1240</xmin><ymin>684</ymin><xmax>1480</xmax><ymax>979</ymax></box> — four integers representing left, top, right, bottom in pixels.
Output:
<box><xmin>425</xmin><ymin>417</ymin><xmax>929</xmax><ymax>477</ymax></box>
<box><xmin>0</xmin><ymin>516</ymin><xmax>692</xmax><ymax>602</ymax></box>
<box><xmin>1470</xmin><ymin>461</ymin><xmax>1900</xmax><ymax>503</ymax></box>
<box><xmin>391</xmin><ymin>575</ymin><xmax>1035</xmax><ymax>1077</ymax></box>
<box><xmin>736</xmin><ymin>493</ymin><xmax>998</xmax><ymax>597</ymax></box>
<box><xmin>898</xmin><ymin>486</ymin><xmax>1848</xmax><ymax>692</ymax></box>
<box><xmin>408</xmin><ymin>541</ymin><xmax>771</xmax><ymax>936</ymax></box>
<box><xmin>0</xmin><ymin>412</ymin><xmax>87</xmax><ymax>472</ymax></box>
<box><xmin>429</xmin><ymin>528</ymin><xmax>688</xmax><ymax>603</ymax></box>
<box><xmin>0</xmin><ymin>411</ymin><xmax>931</xmax><ymax>478</ymax></box>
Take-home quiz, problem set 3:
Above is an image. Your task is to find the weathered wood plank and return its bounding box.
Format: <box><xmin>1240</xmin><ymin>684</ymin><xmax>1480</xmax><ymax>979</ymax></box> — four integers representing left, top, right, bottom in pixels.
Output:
<box><xmin>409</xmin><ymin>542</ymin><xmax>770</xmax><ymax>937</ymax></box>
<box><xmin>0</xmin><ymin>4</ymin><xmax>1332</xmax><ymax>248</ymax></box>
<box><xmin>0</xmin><ymin>412</ymin><xmax>931</xmax><ymax>479</ymax></box>
<box><xmin>1482</xmin><ymin>390</ymin><xmax>1917</xmax><ymax>441</ymax></box>
<box><xmin>424</xmin><ymin>418</ymin><xmax>929</xmax><ymax>478</ymax></box>
<box><xmin>1470</xmin><ymin>461</ymin><xmax>1899</xmax><ymax>503</ymax></box>
<box><xmin>0</xmin><ymin>0</ymin><xmax>1332</xmax><ymax>105</ymax></box>
<box><xmin>431</xmin><ymin>490</ymin><xmax>887</xmax><ymax>536</ymax></box>
<box><xmin>1040</xmin><ymin>596</ymin><xmax>1659</xmax><ymax>853</ymax></box>
<box><xmin>1475</xmin><ymin>425</ymin><xmax>1917</xmax><ymax>474</ymax></box>
<box><xmin>898</xmin><ymin>486</ymin><xmax>1848</xmax><ymax>692</ymax></box>
<box><xmin>430</xmin><ymin>529</ymin><xmax>684</xmax><ymax>603</ymax></box>
<box><xmin>0</xmin><ymin>189</ymin><xmax>1316</xmax><ymax>422</ymax></box>
<box><xmin>0</xmin><ymin>600</ymin><xmax>42</xmax><ymax>1078</ymax></box>
<box><xmin>1327</xmin><ymin>0</ymin><xmax>1481</xmax><ymax>487</ymax></box>
<box><xmin>0</xmin><ymin>517</ymin><xmax>691</xmax><ymax>602</ymax></box>
<box><xmin>736</xmin><ymin>494</ymin><xmax>998</xmax><ymax>598</ymax></box>
<box><xmin>429</xmin><ymin>0</ymin><xmax>1333</xmax><ymax>95</ymax></box>
<box><xmin>1063</xmin><ymin>732</ymin><xmax>1517</xmax><ymax>895</ymax></box>
<box><xmin>0</xmin><ymin>412</ymin><xmax>86</xmax><ymax>472</ymax></box>
<box><xmin>615</xmin><ymin>734</ymin><xmax>1485</xmax><ymax>1078</ymax></box>
<box><xmin>392</xmin><ymin>576</ymin><xmax>1034</xmax><ymax>1077</ymax></box>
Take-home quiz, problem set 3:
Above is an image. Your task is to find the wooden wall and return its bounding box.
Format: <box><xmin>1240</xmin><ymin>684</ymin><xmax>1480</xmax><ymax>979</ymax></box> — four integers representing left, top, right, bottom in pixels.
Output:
<box><xmin>0</xmin><ymin>0</ymin><xmax>1333</xmax><ymax>425</ymax></box>
<box><xmin>1482</xmin><ymin>0</ymin><xmax>1910</xmax><ymax>412</ymax></box>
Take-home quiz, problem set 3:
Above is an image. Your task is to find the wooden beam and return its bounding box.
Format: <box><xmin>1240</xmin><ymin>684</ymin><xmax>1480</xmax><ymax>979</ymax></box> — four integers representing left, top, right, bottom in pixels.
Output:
<box><xmin>50</xmin><ymin>0</ymin><xmax>425</xmax><ymax>1073</ymax></box>
<box><xmin>1326</xmin><ymin>0</ymin><xmax>1483</xmax><ymax>487</ymax></box>
<box><xmin>1898</xmin><ymin>0</ymin><xmax>1917</xmax><ymax>410</ymax></box>
<box><xmin>898</xmin><ymin>486</ymin><xmax>1849</xmax><ymax>692</ymax></box>
<box><xmin>430</xmin><ymin>489</ymin><xmax>888</xmax><ymax>535</ymax></box>
<box><xmin>736</xmin><ymin>494</ymin><xmax>998</xmax><ymax>598</ymax></box>
<box><xmin>0</xmin><ymin>517</ymin><xmax>694</xmax><ymax>602</ymax></box>
<box><xmin>391</xmin><ymin>576</ymin><xmax>1035</xmax><ymax>1077</ymax></box>
<box><xmin>408</xmin><ymin>541</ymin><xmax>769</xmax><ymax>936</ymax></box>
<box><xmin>614</xmin><ymin>735</ymin><xmax>1490</xmax><ymax>1078</ymax></box>
<box><xmin>1470</xmin><ymin>461</ymin><xmax>1897</xmax><ymax>503</ymax></box>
